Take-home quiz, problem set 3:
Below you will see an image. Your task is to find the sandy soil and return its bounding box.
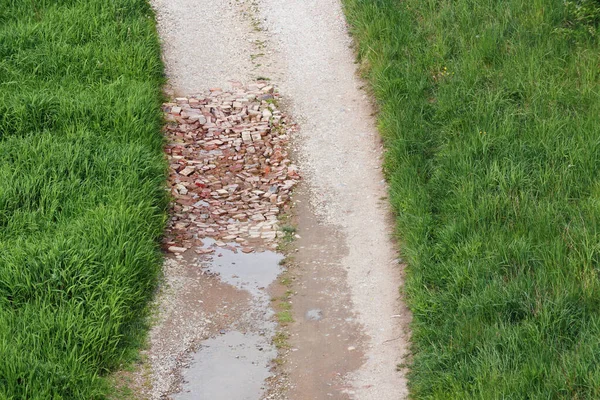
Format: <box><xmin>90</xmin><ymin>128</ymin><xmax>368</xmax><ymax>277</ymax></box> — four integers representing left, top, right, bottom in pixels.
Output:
<box><xmin>149</xmin><ymin>0</ymin><xmax>410</xmax><ymax>398</ymax></box>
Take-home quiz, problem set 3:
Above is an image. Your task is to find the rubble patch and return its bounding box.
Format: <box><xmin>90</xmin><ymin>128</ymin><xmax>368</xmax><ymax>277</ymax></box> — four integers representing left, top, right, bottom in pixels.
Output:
<box><xmin>162</xmin><ymin>82</ymin><xmax>299</xmax><ymax>253</ymax></box>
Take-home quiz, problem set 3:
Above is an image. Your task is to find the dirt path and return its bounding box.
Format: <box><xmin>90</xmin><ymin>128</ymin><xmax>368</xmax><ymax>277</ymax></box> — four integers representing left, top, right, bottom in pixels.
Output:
<box><xmin>149</xmin><ymin>0</ymin><xmax>410</xmax><ymax>399</ymax></box>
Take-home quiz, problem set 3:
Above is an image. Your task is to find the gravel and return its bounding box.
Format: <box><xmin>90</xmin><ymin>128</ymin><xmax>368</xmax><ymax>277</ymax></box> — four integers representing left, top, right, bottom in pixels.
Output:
<box><xmin>150</xmin><ymin>0</ymin><xmax>410</xmax><ymax>398</ymax></box>
<box><xmin>260</xmin><ymin>0</ymin><xmax>410</xmax><ymax>398</ymax></box>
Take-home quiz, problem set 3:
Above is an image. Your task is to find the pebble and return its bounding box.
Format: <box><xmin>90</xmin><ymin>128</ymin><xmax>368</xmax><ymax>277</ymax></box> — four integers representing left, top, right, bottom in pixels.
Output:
<box><xmin>168</xmin><ymin>246</ymin><xmax>187</xmax><ymax>253</ymax></box>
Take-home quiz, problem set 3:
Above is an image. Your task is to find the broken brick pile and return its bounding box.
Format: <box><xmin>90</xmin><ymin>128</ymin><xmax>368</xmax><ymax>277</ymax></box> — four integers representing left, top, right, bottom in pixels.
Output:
<box><xmin>162</xmin><ymin>82</ymin><xmax>299</xmax><ymax>254</ymax></box>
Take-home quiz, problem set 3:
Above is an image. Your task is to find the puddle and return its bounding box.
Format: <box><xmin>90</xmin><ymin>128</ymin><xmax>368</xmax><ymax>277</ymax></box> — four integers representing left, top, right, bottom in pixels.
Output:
<box><xmin>173</xmin><ymin>331</ymin><xmax>277</xmax><ymax>400</ymax></box>
<box><xmin>203</xmin><ymin>239</ymin><xmax>283</xmax><ymax>299</ymax></box>
<box><xmin>306</xmin><ymin>309</ymin><xmax>323</xmax><ymax>321</ymax></box>
<box><xmin>171</xmin><ymin>240</ymin><xmax>284</xmax><ymax>399</ymax></box>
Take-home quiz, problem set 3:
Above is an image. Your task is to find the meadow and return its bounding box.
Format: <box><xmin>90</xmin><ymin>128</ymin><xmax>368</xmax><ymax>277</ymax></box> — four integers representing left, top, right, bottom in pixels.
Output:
<box><xmin>342</xmin><ymin>0</ymin><xmax>600</xmax><ymax>397</ymax></box>
<box><xmin>0</xmin><ymin>0</ymin><xmax>166</xmax><ymax>397</ymax></box>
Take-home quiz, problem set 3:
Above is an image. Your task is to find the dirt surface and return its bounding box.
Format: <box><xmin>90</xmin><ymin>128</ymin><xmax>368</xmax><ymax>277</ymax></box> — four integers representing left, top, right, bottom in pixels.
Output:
<box><xmin>144</xmin><ymin>253</ymin><xmax>253</xmax><ymax>397</ymax></box>
<box><xmin>138</xmin><ymin>81</ymin><xmax>298</xmax><ymax>399</ymax></box>
<box><xmin>279</xmin><ymin>190</ymin><xmax>366</xmax><ymax>399</ymax></box>
<box><xmin>258</xmin><ymin>1</ymin><xmax>410</xmax><ymax>398</ymax></box>
<box><xmin>149</xmin><ymin>0</ymin><xmax>410</xmax><ymax>399</ymax></box>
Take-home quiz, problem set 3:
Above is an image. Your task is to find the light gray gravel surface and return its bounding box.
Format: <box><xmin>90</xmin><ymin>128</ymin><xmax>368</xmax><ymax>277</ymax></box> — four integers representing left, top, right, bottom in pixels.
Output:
<box><xmin>152</xmin><ymin>0</ymin><xmax>278</xmax><ymax>94</ymax></box>
<box><xmin>149</xmin><ymin>0</ymin><xmax>410</xmax><ymax>398</ymax></box>
<box><xmin>259</xmin><ymin>1</ymin><xmax>410</xmax><ymax>398</ymax></box>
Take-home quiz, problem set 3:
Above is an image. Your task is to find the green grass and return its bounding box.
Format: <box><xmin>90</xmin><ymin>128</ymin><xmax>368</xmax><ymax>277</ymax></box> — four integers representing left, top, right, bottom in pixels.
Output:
<box><xmin>0</xmin><ymin>0</ymin><xmax>166</xmax><ymax>398</ymax></box>
<box><xmin>342</xmin><ymin>0</ymin><xmax>600</xmax><ymax>398</ymax></box>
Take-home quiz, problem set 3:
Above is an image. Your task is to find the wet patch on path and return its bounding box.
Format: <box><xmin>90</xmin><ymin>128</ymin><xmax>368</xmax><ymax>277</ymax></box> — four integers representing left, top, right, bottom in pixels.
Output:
<box><xmin>172</xmin><ymin>240</ymin><xmax>283</xmax><ymax>399</ymax></box>
<box><xmin>133</xmin><ymin>83</ymin><xmax>298</xmax><ymax>399</ymax></box>
<box><xmin>203</xmin><ymin>238</ymin><xmax>283</xmax><ymax>299</ymax></box>
<box><xmin>140</xmin><ymin>240</ymin><xmax>287</xmax><ymax>399</ymax></box>
<box><xmin>266</xmin><ymin>189</ymin><xmax>367</xmax><ymax>400</ymax></box>
<box><xmin>174</xmin><ymin>331</ymin><xmax>277</xmax><ymax>400</ymax></box>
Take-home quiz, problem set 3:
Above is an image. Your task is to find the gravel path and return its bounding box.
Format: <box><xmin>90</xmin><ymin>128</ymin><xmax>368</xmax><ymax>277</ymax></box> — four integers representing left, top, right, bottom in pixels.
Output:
<box><xmin>150</xmin><ymin>0</ymin><xmax>410</xmax><ymax>398</ymax></box>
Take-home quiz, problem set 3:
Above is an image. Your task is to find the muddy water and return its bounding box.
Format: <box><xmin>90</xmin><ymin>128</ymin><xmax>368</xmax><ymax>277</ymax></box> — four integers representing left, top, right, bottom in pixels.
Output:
<box><xmin>170</xmin><ymin>241</ymin><xmax>283</xmax><ymax>399</ymax></box>
<box><xmin>173</xmin><ymin>332</ymin><xmax>277</xmax><ymax>400</ymax></box>
<box><xmin>203</xmin><ymin>239</ymin><xmax>283</xmax><ymax>299</ymax></box>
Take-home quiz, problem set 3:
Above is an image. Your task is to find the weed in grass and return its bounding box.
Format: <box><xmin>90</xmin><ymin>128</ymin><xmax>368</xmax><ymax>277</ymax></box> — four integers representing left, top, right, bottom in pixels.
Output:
<box><xmin>278</xmin><ymin>256</ymin><xmax>293</xmax><ymax>266</ymax></box>
<box><xmin>557</xmin><ymin>0</ymin><xmax>600</xmax><ymax>39</ymax></box>
<box><xmin>277</xmin><ymin>310</ymin><xmax>294</xmax><ymax>324</ymax></box>
<box><xmin>282</xmin><ymin>225</ymin><xmax>296</xmax><ymax>234</ymax></box>
<box><xmin>343</xmin><ymin>0</ymin><xmax>600</xmax><ymax>397</ymax></box>
<box><xmin>273</xmin><ymin>332</ymin><xmax>290</xmax><ymax>350</ymax></box>
<box><xmin>277</xmin><ymin>225</ymin><xmax>297</xmax><ymax>249</ymax></box>
<box><xmin>255</xmin><ymin>39</ymin><xmax>267</xmax><ymax>50</ymax></box>
<box><xmin>279</xmin><ymin>277</ymin><xmax>292</xmax><ymax>287</ymax></box>
<box><xmin>275</xmin><ymin>287</ymin><xmax>294</xmax><ymax>324</ymax></box>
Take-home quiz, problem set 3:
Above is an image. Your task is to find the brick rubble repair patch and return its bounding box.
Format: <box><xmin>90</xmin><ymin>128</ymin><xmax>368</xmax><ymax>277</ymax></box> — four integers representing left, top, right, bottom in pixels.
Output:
<box><xmin>163</xmin><ymin>82</ymin><xmax>299</xmax><ymax>253</ymax></box>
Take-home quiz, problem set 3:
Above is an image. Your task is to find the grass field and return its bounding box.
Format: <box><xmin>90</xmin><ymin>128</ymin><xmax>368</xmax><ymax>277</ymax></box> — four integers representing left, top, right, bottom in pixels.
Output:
<box><xmin>0</xmin><ymin>0</ymin><xmax>166</xmax><ymax>398</ymax></box>
<box><xmin>342</xmin><ymin>0</ymin><xmax>600</xmax><ymax>397</ymax></box>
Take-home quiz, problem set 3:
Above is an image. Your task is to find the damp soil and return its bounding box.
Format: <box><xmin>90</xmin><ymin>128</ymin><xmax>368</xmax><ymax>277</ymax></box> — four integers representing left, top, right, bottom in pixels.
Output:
<box><xmin>268</xmin><ymin>189</ymin><xmax>367</xmax><ymax>400</ymax></box>
<box><xmin>127</xmin><ymin>240</ymin><xmax>286</xmax><ymax>400</ymax></box>
<box><xmin>168</xmin><ymin>242</ymin><xmax>284</xmax><ymax>400</ymax></box>
<box><xmin>173</xmin><ymin>331</ymin><xmax>277</xmax><ymax>400</ymax></box>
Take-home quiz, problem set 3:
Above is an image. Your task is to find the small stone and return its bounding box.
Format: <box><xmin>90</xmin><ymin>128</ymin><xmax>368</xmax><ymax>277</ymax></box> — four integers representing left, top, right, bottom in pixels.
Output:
<box><xmin>174</xmin><ymin>222</ymin><xmax>189</xmax><ymax>230</ymax></box>
<box><xmin>195</xmin><ymin>248</ymin><xmax>214</xmax><ymax>255</ymax></box>
<box><xmin>175</xmin><ymin>184</ymin><xmax>188</xmax><ymax>195</ymax></box>
<box><xmin>251</xmin><ymin>213</ymin><xmax>266</xmax><ymax>221</ymax></box>
<box><xmin>258</xmin><ymin>94</ymin><xmax>274</xmax><ymax>101</ymax></box>
<box><xmin>241</xmin><ymin>247</ymin><xmax>254</xmax><ymax>254</ymax></box>
<box><xmin>241</xmin><ymin>131</ymin><xmax>252</xmax><ymax>143</ymax></box>
<box><xmin>261</xmin><ymin>231</ymin><xmax>277</xmax><ymax>239</ymax></box>
<box><xmin>179</xmin><ymin>166</ymin><xmax>195</xmax><ymax>176</ymax></box>
<box><xmin>168</xmin><ymin>246</ymin><xmax>187</xmax><ymax>253</ymax></box>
